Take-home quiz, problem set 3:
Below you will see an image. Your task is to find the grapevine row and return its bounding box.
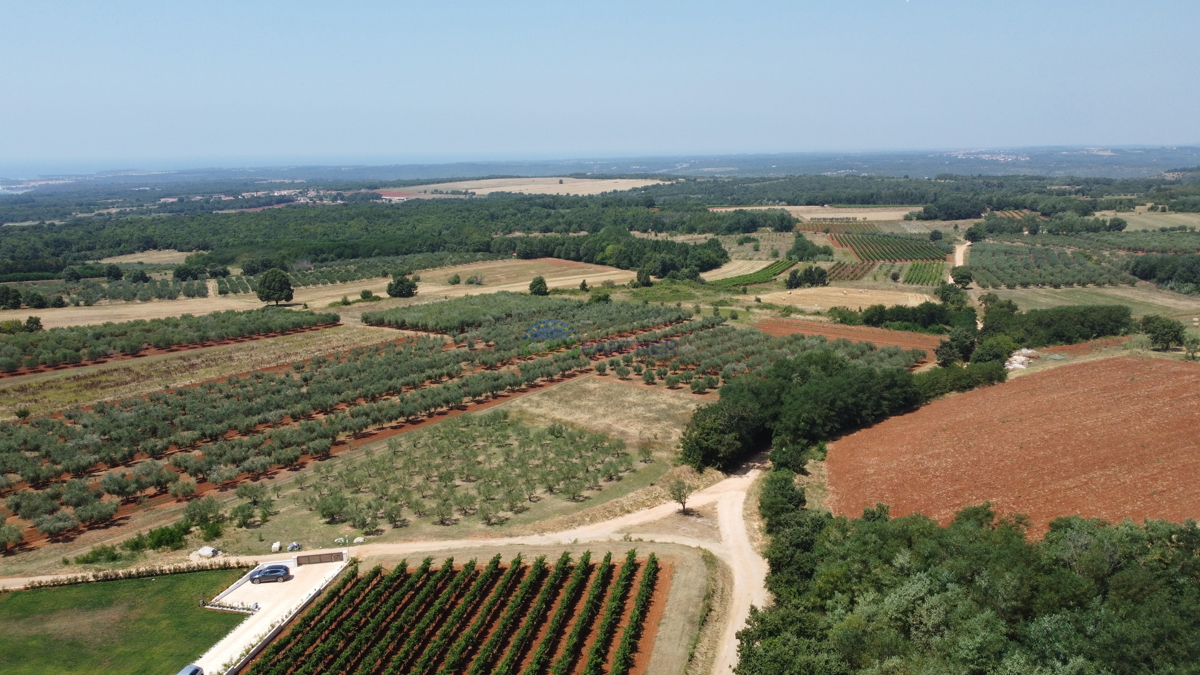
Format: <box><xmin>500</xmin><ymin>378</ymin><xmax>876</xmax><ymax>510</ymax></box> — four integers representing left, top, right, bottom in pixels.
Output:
<box><xmin>582</xmin><ymin>549</ymin><xmax>639</xmax><ymax>675</ymax></box>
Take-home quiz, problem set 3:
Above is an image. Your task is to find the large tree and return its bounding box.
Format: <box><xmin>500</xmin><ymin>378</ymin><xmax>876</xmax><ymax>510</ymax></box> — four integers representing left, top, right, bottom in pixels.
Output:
<box><xmin>529</xmin><ymin>275</ymin><xmax>549</xmax><ymax>296</ymax></box>
<box><xmin>256</xmin><ymin>268</ymin><xmax>294</xmax><ymax>305</ymax></box>
<box><xmin>387</xmin><ymin>274</ymin><xmax>418</xmax><ymax>298</ymax></box>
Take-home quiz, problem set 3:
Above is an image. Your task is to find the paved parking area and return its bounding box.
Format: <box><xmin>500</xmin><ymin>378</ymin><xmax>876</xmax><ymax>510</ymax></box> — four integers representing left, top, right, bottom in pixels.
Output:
<box><xmin>193</xmin><ymin>561</ymin><xmax>344</xmax><ymax>673</ymax></box>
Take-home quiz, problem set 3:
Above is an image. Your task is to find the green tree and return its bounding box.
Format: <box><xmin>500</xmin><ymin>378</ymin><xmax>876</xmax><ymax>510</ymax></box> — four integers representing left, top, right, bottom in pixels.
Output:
<box><xmin>387</xmin><ymin>274</ymin><xmax>417</xmax><ymax>298</ymax></box>
<box><xmin>1185</xmin><ymin>332</ymin><xmax>1200</xmax><ymax>361</ymax></box>
<box><xmin>668</xmin><ymin>479</ymin><xmax>694</xmax><ymax>513</ymax></box>
<box><xmin>0</xmin><ymin>523</ymin><xmax>24</xmax><ymax>552</ymax></box>
<box><xmin>635</xmin><ymin>268</ymin><xmax>653</xmax><ymax>287</ymax></box>
<box><xmin>447</xmin><ymin>273</ymin><xmax>461</xmax><ymax>285</ymax></box>
<box><xmin>529</xmin><ymin>276</ymin><xmax>549</xmax><ymax>296</ymax></box>
<box><xmin>1140</xmin><ymin>315</ymin><xmax>1186</xmax><ymax>350</ymax></box>
<box><xmin>950</xmin><ymin>265</ymin><xmax>973</xmax><ymax>288</ymax></box>
<box><xmin>104</xmin><ymin>264</ymin><xmax>123</xmax><ymax>281</ymax></box>
<box><xmin>256</xmin><ymin>268</ymin><xmax>294</xmax><ymax>305</ymax></box>
<box><xmin>579</xmin><ymin>279</ymin><xmax>589</xmax><ymax>292</ymax></box>
<box><xmin>62</xmin><ymin>267</ymin><xmax>81</xmax><ymax>282</ymax></box>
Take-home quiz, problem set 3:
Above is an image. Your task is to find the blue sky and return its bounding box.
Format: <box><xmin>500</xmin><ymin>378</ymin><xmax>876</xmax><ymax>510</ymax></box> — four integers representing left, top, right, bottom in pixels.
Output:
<box><xmin>1</xmin><ymin>0</ymin><xmax>1197</xmax><ymax>173</ymax></box>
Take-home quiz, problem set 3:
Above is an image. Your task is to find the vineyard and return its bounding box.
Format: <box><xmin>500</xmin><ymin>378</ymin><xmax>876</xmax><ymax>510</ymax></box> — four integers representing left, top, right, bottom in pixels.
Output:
<box><xmin>901</xmin><ymin>261</ymin><xmax>946</xmax><ymax>286</ymax></box>
<box><xmin>967</xmin><ymin>243</ymin><xmax>1136</xmax><ymax>289</ymax></box>
<box><xmin>247</xmin><ymin>551</ymin><xmax>662</xmax><ymax>675</ymax></box>
<box><xmin>825</xmin><ymin>262</ymin><xmax>875</xmax><ymax>281</ymax></box>
<box><xmin>831</xmin><ymin>234</ymin><xmax>949</xmax><ymax>262</ymax></box>
<box><xmin>0</xmin><ymin>308</ymin><xmax>339</xmax><ymax>374</ymax></box>
<box><xmin>708</xmin><ymin>260</ymin><xmax>796</xmax><ymax>287</ymax></box>
<box><xmin>796</xmin><ymin>221</ymin><xmax>879</xmax><ymax>233</ymax></box>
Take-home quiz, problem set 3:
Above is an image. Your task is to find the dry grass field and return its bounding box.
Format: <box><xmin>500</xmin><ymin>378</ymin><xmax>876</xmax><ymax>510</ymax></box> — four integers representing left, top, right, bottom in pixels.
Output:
<box><xmin>497</xmin><ymin>375</ymin><xmax>702</xmax><ymax>451</ymax></box>
<box><xmin>384</xmin><ymin>176</ymin><xmax>665</xmax><ymax>196</ymax></box>
<box><xmin>0</xmin><ymin>258</ymin><xmax>634</xmax><ymax>329</ymax></box>
<box><xmin>1095</xmin><ymin>209</ymin><xmax>1200</xmax><ymax>231</ymax></box>
<box><xmin>709</xmin><ymin>205</ymin><xmax>920</xmax><ymax>221</ymax></box>
<box><xmin>98</xmin><ymin>249</ymin><xmax>190</xmax><ymax>265</ymax></box>
<box><xmin>979</xmin><ymin>284</ymin><xmax>1200</xmax><ymax>319</ymax></box>
<box><xmin>758</xmin><ymin>286</ymin><xmax>934</xmax><ymax>311</ymax></box>
<box><xmin>700</xmin><ymin>260</ymin><xmax>776</xmax><ymax>280</ymax></box>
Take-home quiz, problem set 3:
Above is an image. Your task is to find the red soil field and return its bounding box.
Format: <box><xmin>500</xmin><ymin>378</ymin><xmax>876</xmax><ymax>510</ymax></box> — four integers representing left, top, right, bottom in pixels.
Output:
<box><xmin>826</xmin><ymin>356</ymin><xmax>1200</xmax><ymax>536</ymax></box>
<box><xmin>756</xmin><ymin>318</ymin><xmax>941</xmax><ymax>362</ymax></box>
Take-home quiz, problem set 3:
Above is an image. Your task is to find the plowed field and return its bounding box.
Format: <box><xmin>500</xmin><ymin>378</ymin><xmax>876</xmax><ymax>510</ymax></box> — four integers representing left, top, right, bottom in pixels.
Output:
<box><xmin>756</xmin><ymin>318</ymin><xmax>941</xmax><ymax>362</ymax></box>
<box><xmin>826</xmin><ymin>357</ymin><xmax>1200</xmax><ymax>536</ymax></box>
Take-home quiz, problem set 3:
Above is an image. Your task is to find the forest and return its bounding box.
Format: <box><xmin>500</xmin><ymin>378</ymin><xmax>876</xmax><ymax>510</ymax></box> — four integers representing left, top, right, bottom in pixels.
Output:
<box><xmin>738</xmin><ymin>480</ymin><xmax>1200</xmax><ymax>674</ymax></box>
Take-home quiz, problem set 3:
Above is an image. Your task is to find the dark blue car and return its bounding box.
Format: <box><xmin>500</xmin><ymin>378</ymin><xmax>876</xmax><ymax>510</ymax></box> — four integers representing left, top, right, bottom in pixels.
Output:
<box><xmin>249</xmin><ymin>564</ymin><xmax>291</xmax><ymax>584</ymax></box>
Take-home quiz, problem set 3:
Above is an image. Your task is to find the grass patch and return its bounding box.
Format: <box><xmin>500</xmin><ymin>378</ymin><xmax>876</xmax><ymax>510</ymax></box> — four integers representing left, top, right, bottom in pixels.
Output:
<box><xmin>0</xmin><ymin>568</ymin><xmax>244</xmax><ymax>674</ymax></box>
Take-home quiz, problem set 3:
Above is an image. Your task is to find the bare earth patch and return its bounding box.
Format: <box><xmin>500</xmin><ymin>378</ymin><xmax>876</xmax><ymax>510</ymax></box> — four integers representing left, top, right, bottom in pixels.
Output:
<box><xmin>826</xmin><ymin>356</ymin><xmax>1200</xmax><ymax>537</ymax></box>
<box><xmin>758</xmin><ymin>287</ymin><xmax>935</xmax><ymax>312</ymax></box>
<box><xmin>98</xmin><ymin>249</ymin><xmax>190</xmax><ymax>265</ymax></box>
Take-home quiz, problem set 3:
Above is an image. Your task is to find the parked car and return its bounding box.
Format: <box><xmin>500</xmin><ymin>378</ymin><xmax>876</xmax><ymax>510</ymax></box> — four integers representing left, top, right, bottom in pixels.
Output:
<box><xmin>249</xmin><ymin>564</ymin><xmax>291</xmax><ymax>584</ymax></box>
<box><xmin>175</xmin><ymin>666</ymin><xmax>204</xmax><ymax>675</ymax></box>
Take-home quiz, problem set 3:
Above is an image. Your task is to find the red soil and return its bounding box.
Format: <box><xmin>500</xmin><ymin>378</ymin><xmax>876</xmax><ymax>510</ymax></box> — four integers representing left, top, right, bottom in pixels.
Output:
<box><xmin>756</xmin><ymin>318</ymin><xmax>942</xmax><ymax>363</ymax></box>
<box><xmin>826</xmin><ymin>357</ymin><xmax>1200</xmax><ymax>537</ymax></box>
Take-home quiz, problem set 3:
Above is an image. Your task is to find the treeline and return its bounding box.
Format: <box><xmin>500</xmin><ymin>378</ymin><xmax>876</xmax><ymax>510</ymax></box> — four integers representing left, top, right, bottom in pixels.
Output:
<box><xmin>829</xmin><ymin>296</ymin><xmax>977</xmax><ymax>335</ymax></box>
<box><xmin>966</xmin><ymin>212</ymin><xmax>1127</xmax><ymax>241</ymax></box>
<box><xmin>979</xmin><ymin>297</ymin><xmax>1133</xmax><ymax>348</ymax></box>
<box><xmin>637</xmin><ymin>173</ymin><xmax>1181</xmax><ymax>218</ymax></box>
<box><xmin>1127</xmin><ymin>253</ymin><xmax>1200</xmax><ymax>293</ymax></box>
<box><xmin>0</xmin><ymin>197</ymin><xmax>773</xmax><ymax>265</ymax></box>
<box><xmin>679</xmin><ymin>343</ymin><xmax>1004</xmax><ymax>473</ymax></box>
<box><xmin>740</xmin><ymin>481</ymin><xmax>1200</xmax><ymax>674</ymax></box>
<box><xmin>501</xmin><ymin>227</ymin><xmax>729</xmax><ymax>277</ymax></box>
<box><xmin>0</xmin><ymin>307</ymin><xmax>338</xmax><ymax>371</ymax></box>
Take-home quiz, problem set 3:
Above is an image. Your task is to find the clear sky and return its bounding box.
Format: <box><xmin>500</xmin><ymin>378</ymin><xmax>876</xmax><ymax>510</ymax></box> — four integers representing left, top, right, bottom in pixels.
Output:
<box><xmin>1</xmin><ymin>0</ymin><xmax>1197</xmax><ymax>174</ymax></box>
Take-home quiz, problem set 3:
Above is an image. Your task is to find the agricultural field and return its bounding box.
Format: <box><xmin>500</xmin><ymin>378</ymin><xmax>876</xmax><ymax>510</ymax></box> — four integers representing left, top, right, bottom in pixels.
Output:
<box><xmin>825</xmin><ymin>356</ymin><xmax>1200</xmax><ymax>536</ymax></box>
<box><xmin>707</xmin><ymin>260</ymin><xmax>795</xmax><ymax>287</ymax></box>
<box><xmin>246</xmin><ymin>550</ymin><xmax>662</xmax><ymax>675</ymax></box>
<box><xmin>757</xmin><ymin>287</ymin><xmax>935</xmax><ymax>312</ymax></box>
<box><xmin>979</xmin><ymin>285</ymin><xmax>1200</xmax><ymax>319</ymax></box>
<box><xmin>0</xmin><ymin>568</ymin><xmax>245</xmax><ymax>674</ymax></box>
<box><xmin>0</xmin><ymin>295</ymin><xmax>702</xmax><ymax>546</ymax></box>
<box><xmin>755</xmin><ymin>317</ymin><xmax>943</xmax><ymax>361</ymax></box>
<box><xmin>990</xmin><ymin>230</ymin><xmax>1200</xmax><ymax>254</ymax></box>
<box><xmin>99</xmin><ymin>249</ymin><xmax>192</xmax><ymax>265</ymax></box>
<box><xmin>968</xmin><ymin>242</ymin><xmax>1134</xmax><ymax>289</ymax></box>
<box><xmin>901</xmin><ymin>261</ymin><xmax>946</xmax><ymax>285</ymax></box>
<box><xmin>830</xmin><ymin>233</ymin><xmax>949</xmax><ymax>262</ymax></box>
<box><xmin>708</xmin><ymin>205</ymin><xmax>919</xmax><ymax>222</ymax></box>
<box><xmin>0</xmin><ymin>307</ymin><xmax>338</xmax><ymax>375</ymax></box>
<box><xmin>1094</xmin><ymin>210</ymin><xmax>1200</xmax><ymax>231</ymax></box>
<box><xmin>825</xmin><ymin>261</ymin><xmax>875</xmax><ymax>281</ymax></box>
<box><xmin>0</xmin><ymin>324</ymin><xmax>413</xmax><ymax>420</ymax></box>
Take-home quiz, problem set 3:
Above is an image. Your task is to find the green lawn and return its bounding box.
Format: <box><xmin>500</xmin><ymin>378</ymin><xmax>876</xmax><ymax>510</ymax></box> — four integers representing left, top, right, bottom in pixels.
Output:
<box><xmin>0</xmin><ymin>569</ymin><xmax>245</xmax><ymax>675</ymax></box>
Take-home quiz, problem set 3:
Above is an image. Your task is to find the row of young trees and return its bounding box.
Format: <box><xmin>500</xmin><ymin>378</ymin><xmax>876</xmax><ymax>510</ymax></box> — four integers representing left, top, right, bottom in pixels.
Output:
<box><xmin>0</xmin><ymin>297</ymin><xmax>704</xmax><ymax>541</ymax></box>
<box><xmin>0</xmin><ymin>307</ymin><xmax>338</xmax><ymax>372</ymax></box>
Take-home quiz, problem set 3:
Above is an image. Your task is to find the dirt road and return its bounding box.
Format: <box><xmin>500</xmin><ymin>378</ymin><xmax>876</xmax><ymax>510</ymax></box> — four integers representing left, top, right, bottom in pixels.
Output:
<box><xmin>0</xmin><ymin>467</ymin><xmax>769</xmax><ymax>675</ymax></box>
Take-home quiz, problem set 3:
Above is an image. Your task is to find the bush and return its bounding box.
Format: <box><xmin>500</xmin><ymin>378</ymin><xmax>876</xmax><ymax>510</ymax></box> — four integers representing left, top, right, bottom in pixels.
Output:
<box><xmin>971</xmin><ymin>335</ymin><xmax>1017</xmax><ymax>364</ymax></box>
<box><xmin>914</xmin><ymin>361</ymin><xmax>1007</xmax><ymax>402</ymax></box>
